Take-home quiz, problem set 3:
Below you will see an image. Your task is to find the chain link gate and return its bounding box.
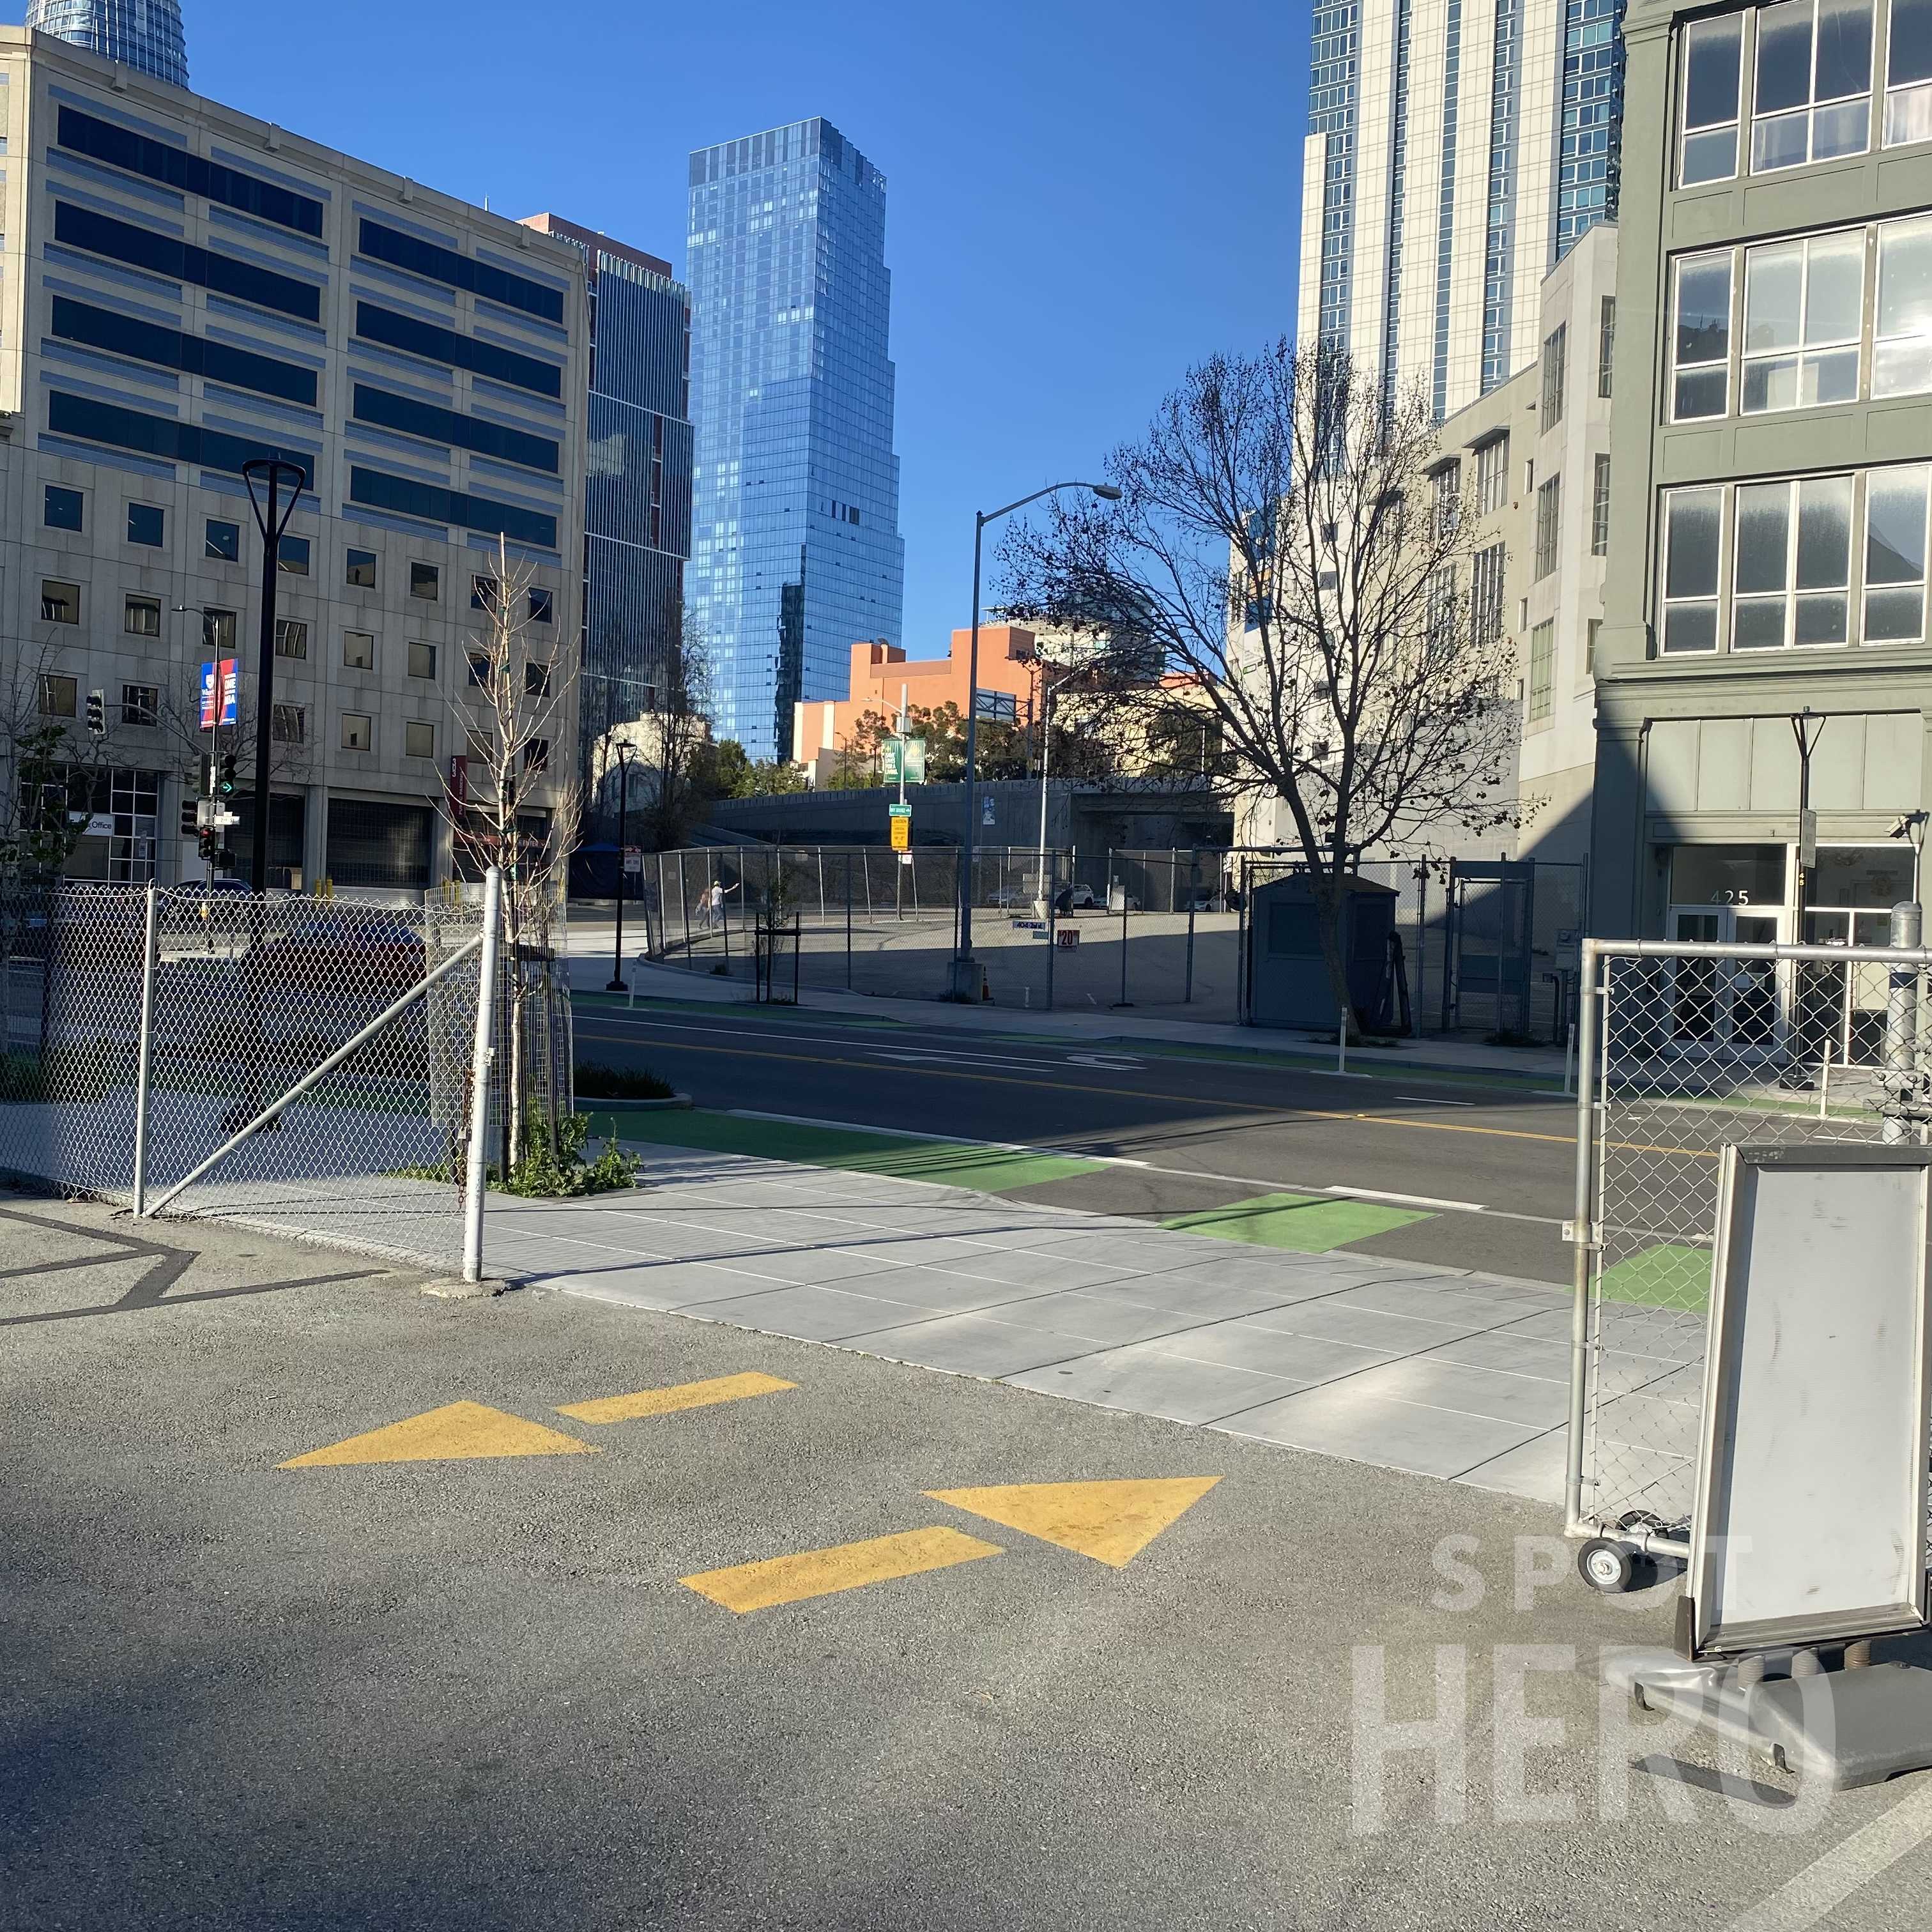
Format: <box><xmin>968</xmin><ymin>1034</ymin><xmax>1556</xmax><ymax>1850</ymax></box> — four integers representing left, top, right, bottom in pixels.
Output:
<box><xmin>1566</xmin><ymin>931</ymin><xmax>1932</xmax><ymax>1564</ymax></box>
<box><xmin>0</xmin><ymin>875</ymin><xmax>503</xmax><ymax>1275</ymax></box>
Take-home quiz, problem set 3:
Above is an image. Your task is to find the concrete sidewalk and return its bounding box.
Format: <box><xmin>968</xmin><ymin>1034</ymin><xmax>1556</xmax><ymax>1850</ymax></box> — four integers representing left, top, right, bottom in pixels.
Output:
<box><xmin>564</xmin><ymin>953</ymin><xmax>1574</xmax><ymax>1085</ymax></box>
<box><xmin>486</xmin><ymin>1140</ymin><xmax>1589</xmax><ymax>1506</ymax></box>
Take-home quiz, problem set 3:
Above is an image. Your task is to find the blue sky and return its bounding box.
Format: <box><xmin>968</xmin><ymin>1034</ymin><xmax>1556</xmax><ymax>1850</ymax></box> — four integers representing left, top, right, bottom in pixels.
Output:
<box><xmin>141</xmin><ymin>0</ymin><xmax>1309</xmax><ymax>657</ymax></box>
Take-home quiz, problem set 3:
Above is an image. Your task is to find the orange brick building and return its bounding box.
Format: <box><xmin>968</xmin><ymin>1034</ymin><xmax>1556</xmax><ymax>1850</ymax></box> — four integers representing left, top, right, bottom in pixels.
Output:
<box><xmin>791</xmin><ymin>627</ymin><xmax>1044</xmax><ymax>783</ymax></box>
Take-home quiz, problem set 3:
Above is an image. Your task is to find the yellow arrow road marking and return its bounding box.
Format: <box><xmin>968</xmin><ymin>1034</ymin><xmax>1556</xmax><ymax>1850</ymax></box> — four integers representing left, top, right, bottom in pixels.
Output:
<box><xmin>558</xmin><ymin>1370</ymin><xmax>796</xmax><ymax>1423</ymax></box>
<box><xmin>681</xmin><ymin>1525</ymin><xmax>1004</xmax><ymax>1613</ymax></box>
<box><xmin>926</xmin><ymin>1476</ymin><xmax>1223</xmax><ymax>1567</ymax></box>
<box><xmin>279</xmin><ymin>1400</ymin><xmax>597</xmax><ymax>1468</ymax></box>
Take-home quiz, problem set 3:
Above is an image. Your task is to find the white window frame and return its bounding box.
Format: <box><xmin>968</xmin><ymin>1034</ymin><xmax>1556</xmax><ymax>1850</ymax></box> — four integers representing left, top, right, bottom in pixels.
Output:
<box><xmin>1731</xmin><ymin>472</ymin><xmax>1855</xmax><ymax>651</ymax></box>
<box><xmin>1751</xmin><ymin>0</ymin><xmax>1875</xmax><ymax>174</ymax></box>
<box><xmin>1885</xmin><ymin>0</ymin><xmax>1932</xmax><ymax>144</ymax></box>
<box><xmin>1682</xmin><ymin>12</ymin><xmax>1746</xmax><ymax>184</ymax></box>
<box><xmin>1670</xmin><ymin>249</ymin><xmax>1735</xmax><ymax>421</ymax></box>
<box><xmin>1738</xmin><ymin>226</ymin><xmax>1867</xmax><ymax>414</ymax></box>
<box><xmin>1861</xmin><ymin>461</ymin><xmax>1930</xmax><ymax>643</ymax></box>
<box><xmin>1660</xmin><ymin>485</ymin><xmax>1727</xmax><ymax>654</ymax></box>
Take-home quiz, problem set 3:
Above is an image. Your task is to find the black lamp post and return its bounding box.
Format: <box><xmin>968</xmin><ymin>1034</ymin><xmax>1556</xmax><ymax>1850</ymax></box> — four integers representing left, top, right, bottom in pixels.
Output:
<box><xmin>948</xmin><ymin>478</ymin><xmax>1121</xmax><ymax>1002</ymax></box>
<box><xmin>607</xmin><ymin>740</ymin><xmax>634</xmax><ymax>993</ymax></box>
<box><xmin>241</xmin><ymin>457</ymin><xmax>307</xmax><ymax>893</ymax></box>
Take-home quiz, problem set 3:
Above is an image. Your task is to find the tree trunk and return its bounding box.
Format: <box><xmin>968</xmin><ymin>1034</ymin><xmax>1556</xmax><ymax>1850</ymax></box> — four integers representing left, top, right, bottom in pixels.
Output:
<box><xmin>1308</xmin><ymin>868</ymin><xmax>1359</xmax><ymax>1046</ymax></box>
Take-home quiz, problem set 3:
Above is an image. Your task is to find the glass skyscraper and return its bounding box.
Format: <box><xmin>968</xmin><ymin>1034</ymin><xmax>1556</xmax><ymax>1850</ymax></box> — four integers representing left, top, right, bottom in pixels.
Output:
<box><xmin>25</xmin><ymin>0</ymin><xmax>187</xmax><ymax>88</ymax></box>
<box><xmin>1297</xmin><ymin>0</ymin><xmax>1624</xmax><ymax>415</ymax></box>
<box><xmin>687</xmin><ymin>117</ymin><xmax>904</xmax><ymax>760</ymax></box>
<box><xmin>520</xmin><ymin>213</ymin><xmax>694</xmax><ymax>765</ymax></box>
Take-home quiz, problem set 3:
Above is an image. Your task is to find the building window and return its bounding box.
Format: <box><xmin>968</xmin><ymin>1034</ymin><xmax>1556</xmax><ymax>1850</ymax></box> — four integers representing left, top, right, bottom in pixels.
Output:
<box><xmin>38</xmin><ymin>673</ymin><xmax>77</xmax><ymax>717</ymax></box>
<box><xmin>127</xmin><ymin>502</ymin><xmax>164</xmax><ymax>548</ymax></box>
<box><xmin>1733</xmin><ymin>473</ymin><xmax>1853</xmax><ymax>647</ymax></box>
<box><xmin>124</xmin><ymin>595</ymin><xmax>161</xmax><ymax>638</ymax></box>
<box><xmin>528</xmin><ymin>586</ymin><xmax>553</xmax><ymax>625</ymax></box>
<box><xmin>341</xmin><ymin>712</ymin><xmax>372</xmax><ymax>752</ymax></box>
<box><xmin>1874</xmin><ymin>211</ymin><xmax>1932</xmax><ymax>394</ymax></box>
<box><xmin>1887</xmin><ymin>0</ymin><xmax>1932</xmax><ymax>142</ymax></box>
<box><xmin>274</xmin><ymin>618</ymin><xmax>308</xmax><ymax>660</ymax></box>
<box><xmin>43</xmin><ymin>483</ymin><xmax>84</xmax><ymax>532</ymax></box>
<box><xmin>343</xmin><ymin>630</ymin><xmax>375</xmax><ymax>670</ymax></box>
<box><xmin>410</xmin><ymin>561</ymin><xmax>440</xmax><ymax>601</ymax></box>
<box><xmin>1527</xmin><ymin>620</ymin><xmax>1556</xmax><ymax>722</ymax></box>
<box><xmin>1475</xmin><ymin>434</ymin><xmax>1510</xmax><ymax>514</ymax></box>
<box><xmin>464</xmin><ymin>726</ymin><xmax>493</xmax><ymax>765</ymax></box>
<box><xmin>1865</xmin><ymin>463</ymin><xmax>1929</xmax><ymax>640</ymax></box>
<box><xmin>1660</xmin><ymin>486</ymin><xmax>1724</xmax><ymax>652</ymax></box>
<box><xmin>203</xmin><ymin>608</ymin><xmax>236</xmax><ymax>652</ymax></box>
<box><xmin>1671</xmin><ymin>251</ymin><xmax>1734</xmax><ymax>418</ymax></box>
<box><xmin>40</xmin><ymin>580</ymin><xmax>80</xmax><ymax>624</ymax></box>
<box><xmin>1741</xmin><ymin>228</ymin><xmax>1864</xmax><ymax>411</ymax></box>
<box><xmin>1431</xmin><ymin>461</ymin><xmax>1462</xmax><ymax>537</ymax></box>
<box><xmin>120</xmin><ymin>684</ymin><xmax>158</xmax><ymax>728</ymax></box>
<box><xmin>1588</xmin><ymin>617</ymin><xmax>1603</xmax><ymax>673</ymax></box>
<box><xmin>524</xmin><ymin>661</ymin><xmax>550</xmax><ymax>699</ymax></box>
<box><xmin>1682</xmin><ymin>13</ymin><xmax>1745</xmax><ymax>183</ymax></box>
<box><xmin>206</xmin><ymin>519</ymin><xmax>241</xmax><ymax>563</ymax></box>
<box><xmin>1471</xmin><ymin>541</ymin><xmax>1507</xmax><ymax>643</ymax></box>
<box><xmin>1541</xmin><ymin>325</ymin><xmax>1568</xmax><ymax>426</ymax></box>
<box><xmin>404</xmin><ymin>720</ymin><xmax>434</xmax><ymax>760</ymax></box>
<box><xmin>270</xmin><ymin>703</ymin><xmax>306</xmax><ymax>744</ymax></box>
<box><xmin>408</xmin><ymin>641</ymin><xmax>438</xmax><ymax>680</ymax></box>
<box><xmin>1598</xmin><ymin>295</ymin><xmax>1616</xmax><ymax>396</ymax></box>
<box><xmin>522</xmin><ymin>738</ymin><xmax>549</xmax><ymax>774</ymax></box>
<box><xmin>346</xmin><ymin>548</ymin><xmax>377</xmax><ymax>589</ymax></box>
<box><xmin>1752</xmin><ymin>0</ymin><xmax>1873</xmax><ymax>173</ymax></box>
<box><xmin>1534</xmin><ymin>475</ymin><xmax>1562</xmax><ymax>579</ymax></box>
<box><xmin>466</xmin><ymin>650</ymin><xmax>490</xmax><ymax>687</ymax></box>
<box><xmin>277</xmin><ymin>534</ymin><xmax>310</xmax><ymax>576</ymax></box>
<box><xmin>470</xmin><ymin>574</ymin><xmax>500</xmax><ymax>613</ymax></box>
<box><xmin>1592</xmin><ymin>454</ymin><xmax>1613</xmax><ymax>555</ymax></box>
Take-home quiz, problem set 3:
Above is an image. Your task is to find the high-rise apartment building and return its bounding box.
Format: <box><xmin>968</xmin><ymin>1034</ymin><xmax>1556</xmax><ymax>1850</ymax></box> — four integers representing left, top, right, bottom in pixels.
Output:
<box><xmin>686</xmin><ymin>117</ymin><xmax>904</xmax><ymax>760</ymax></box>
<box><xmin>0</xmin><ymin>29</ymin><xmax>587</xmax><ymax>889</ymax></box>
<box><xmin>1300</xmin><ymin>0</ymin><xmax>1623</xmax><ymax>414</ymax></box>
<box><xmin>518</xmin><ymin>213</ymin><xmax>693</xmax><ymax>765</ymax></box>
<box><xmin>24</xmin><ymin>0</ymin><xmax>186</xmax><ymax>89</ymax></box>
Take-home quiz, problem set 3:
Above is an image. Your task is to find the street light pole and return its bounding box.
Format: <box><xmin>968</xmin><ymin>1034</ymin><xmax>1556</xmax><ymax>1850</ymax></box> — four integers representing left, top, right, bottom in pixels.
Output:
<box><xmin>948</xmin><ymin>478</ymin><xmax>1121</xmax><ymax>1002</ymax></box>
<box><xmin>241</xmin><ymin>457</ymin><xmax>307</xmax><ymax>894</ymax></box>
<box><xmin>608</xmin><ymin>741</ymin><xmax>633</xmax><ymax>993</ymax></box>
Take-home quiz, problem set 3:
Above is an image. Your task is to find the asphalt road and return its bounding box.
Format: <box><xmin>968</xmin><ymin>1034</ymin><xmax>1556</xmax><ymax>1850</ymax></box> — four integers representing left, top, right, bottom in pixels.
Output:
<box><xmin>572</xmin><ymin>1000</ymin><xmax>1579</xmax><ymax>1283</ymax></box>
<box><xmin>10</xmin><ymin>1192</ymin><xmax>1932</xmax><ymax>1931</ymax></box>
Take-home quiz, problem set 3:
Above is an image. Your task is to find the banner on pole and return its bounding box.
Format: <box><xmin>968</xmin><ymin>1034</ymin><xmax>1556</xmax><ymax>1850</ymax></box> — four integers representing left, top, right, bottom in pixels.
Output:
<box><xmin>199</xmin><ymin>658</ymin><xmax>238</xmax><ymax>728</ymax></box>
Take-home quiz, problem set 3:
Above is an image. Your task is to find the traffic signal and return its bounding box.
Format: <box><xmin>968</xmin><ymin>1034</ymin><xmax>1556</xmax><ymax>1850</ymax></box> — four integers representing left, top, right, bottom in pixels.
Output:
<box><xmin>197</xmin><ymin>829</ymin><xmax>218</xmax><ymax>863</ymax></box>
<box><xmin>216</xmin><ymin>754</ymin><xmax>237</xmax><ymax>801</ymax></box>
<box><xmin>85</xmin><ymin>688</ymin><xmax>105</xmax><ymax>739</ymax></box>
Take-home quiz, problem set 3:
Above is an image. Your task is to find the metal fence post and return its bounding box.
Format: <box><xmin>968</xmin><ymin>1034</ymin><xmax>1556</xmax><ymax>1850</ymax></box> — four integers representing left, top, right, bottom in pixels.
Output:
<box><xmin>1885</xmin><ymin>901</ymin><xmax>1923</xmax><ymax>1143</ymax></box>
<box><xmin>461</xmin><ymin>866</ymin><xmax>504</xmax><ymax>1285</ymax></box>
<box><xmin>1184</xmin><ymin>900</ymin><xmax>1195</xmax><ymax>1004</ymax></box>
<box><xmin>1564</xmin><ymin>942</ymin><xmax>1600</xmax><ymax>1537</ymax></box>
<box><xmin>130</xmin><ymin>882</ymin><xmax>160</xmax><ymax>1216</ymax></box>
<box><xmin>1046</xmin><ymin>852</ymin><xmax>1058</xmax><ymax>1011</ymax></box>
<box><xmin>845</xmin><ymin>852</ymin><xmax>854</xmax><ymax>991</ymax></box>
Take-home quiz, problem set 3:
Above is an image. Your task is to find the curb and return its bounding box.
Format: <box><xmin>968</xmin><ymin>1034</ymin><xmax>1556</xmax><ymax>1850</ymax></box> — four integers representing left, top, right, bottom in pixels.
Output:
<box><xmin>581</xmin><ymin>1092</ymin><xmax>694</xmax><ymax>1112</ymax></box>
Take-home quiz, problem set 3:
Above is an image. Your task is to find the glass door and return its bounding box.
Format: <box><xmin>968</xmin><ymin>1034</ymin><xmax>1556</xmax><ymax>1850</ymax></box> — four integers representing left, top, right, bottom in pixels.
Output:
<box><xmin>1666</xmin><ymin>905</ymin><xmax>1786</xmax><ymax>1050</ymax></box>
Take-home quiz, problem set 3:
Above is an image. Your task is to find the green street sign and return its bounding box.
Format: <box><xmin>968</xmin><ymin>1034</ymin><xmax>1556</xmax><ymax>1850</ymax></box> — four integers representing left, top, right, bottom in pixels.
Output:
<box><xmin>882</xmin><ymin>735</ymin><xmax>927</xmax><ymax>785</ymax></box>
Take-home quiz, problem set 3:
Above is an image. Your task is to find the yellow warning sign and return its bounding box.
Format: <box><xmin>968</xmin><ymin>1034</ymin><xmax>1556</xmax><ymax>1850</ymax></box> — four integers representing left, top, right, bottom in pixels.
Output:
<box><xmin>924</xmin><ymin>1477</ymin><xmax>1222</xmax><ymax>1567</ymax></box>
<box><xmin>889</xmin><ymin>811</ymin><xmax>911</xmax><ymax>853</ymax></box>
<box><xmin>557</xmin><ymin>1371</ymin><xmax>795</xmax><ymax>1425</ymax></box>
<box><xmin>279</xmin><ymin>1400</ymin><xmax>599</xmax><ymax>1468</ymax></box>
<box><xmin>681</xmin><ymin>1525</ymin><xmax>1003</xmax><ymax>1613</ymax></box>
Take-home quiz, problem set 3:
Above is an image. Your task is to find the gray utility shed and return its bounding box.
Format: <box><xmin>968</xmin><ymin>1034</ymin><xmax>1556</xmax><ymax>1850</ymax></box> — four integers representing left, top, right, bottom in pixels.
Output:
<box><xmin>1246</xmin><ymin>873</ymin><xmax>1399</xmax><ymax>1031</ymax></box>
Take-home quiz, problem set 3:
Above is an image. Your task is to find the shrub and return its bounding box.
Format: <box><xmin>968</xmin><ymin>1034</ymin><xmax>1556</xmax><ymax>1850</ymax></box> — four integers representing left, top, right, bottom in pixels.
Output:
<box><xmin>574</xmin><ymin>1061</ymin><xmax>676</xmax><ymax>1101</ymax></box>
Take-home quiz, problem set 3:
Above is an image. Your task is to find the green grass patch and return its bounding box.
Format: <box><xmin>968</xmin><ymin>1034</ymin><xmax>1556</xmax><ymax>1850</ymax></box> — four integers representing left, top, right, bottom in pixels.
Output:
<box><xmin>587</xmin><ymin>1106</ymin><xmax>1104</xmax><ymax>1194</ymax></box>
<box><xmin>1160</xmin><ymin>1190</ymin><xmax>1432</xmax><ymax>1253</ymax></box>
<box><xmin>1600</xmin><ymin>1243</ymin><xmax>1712</xmax><ymax>1310</ymax></box>
<box><xmin>575</xmin><ymin>1060</ymin><xmax>677</xmax><ymax>1100</ymax></box>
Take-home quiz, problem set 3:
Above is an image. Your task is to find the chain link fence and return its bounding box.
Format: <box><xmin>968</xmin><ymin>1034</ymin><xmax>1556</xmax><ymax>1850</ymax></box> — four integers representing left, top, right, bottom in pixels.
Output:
<box><xmin>0</xmin><ymin>882</ymin><xmax>514</xmax><ymax>1271</ymax></box>
<box><xmin>1570</xmin><ymin>936</ymin><xmax>1931</xmax><ymax>1549</ymax></box>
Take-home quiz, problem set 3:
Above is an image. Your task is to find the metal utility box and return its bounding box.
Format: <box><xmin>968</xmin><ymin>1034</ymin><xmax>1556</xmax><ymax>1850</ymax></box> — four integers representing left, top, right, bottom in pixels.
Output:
<box><xmin>1246</xmin><ymin>873</ymin><xmax>1399</xmax><ymax>1031</ymax></box>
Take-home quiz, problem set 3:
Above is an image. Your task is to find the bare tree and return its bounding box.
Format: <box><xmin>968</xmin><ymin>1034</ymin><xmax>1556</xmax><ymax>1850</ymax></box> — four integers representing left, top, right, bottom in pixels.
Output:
<box><xmin>442</xmin><ymin>536</ymin><xmax>581</xmax><ymax>1165</ymax></box>
<box><xmin>1001</xmin><ymin>339</ymin><xmax>1519</xmax><ymax>1038</ymax></box>
<box><xmin>0</xmin><ymin>649</ymin><xmax>114</xmax><ymax>885</ymax></box>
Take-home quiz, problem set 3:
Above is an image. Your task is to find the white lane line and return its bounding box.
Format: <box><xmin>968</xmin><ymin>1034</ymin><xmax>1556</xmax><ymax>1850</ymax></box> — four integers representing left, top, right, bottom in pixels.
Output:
<box><xmin>1396</xmin><ymin>1094</ymin><xmax>1475</xmax><ymax>1107</ymax></box>
<box><xmin>870</xmin><ymin>1048</ymin><xmax>1055</xmax><ymax>1071</ymax></box>
<box><xmin>1724</xmin><ymin>1776</ymin><xmax>1932</xmax><ymax>1931</ymax></box>
<box><xmin>1324</xmin><ymin>1184</ymin><xmax>1489</xmax><ymax>1213</ymax></box>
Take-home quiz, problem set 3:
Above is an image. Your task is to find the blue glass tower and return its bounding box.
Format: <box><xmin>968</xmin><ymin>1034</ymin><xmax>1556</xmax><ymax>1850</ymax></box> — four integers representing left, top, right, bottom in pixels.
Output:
<box><xmin>25</xmin><ymin>0</ymin><xmax>187</xmax><ymax>88</ymax></box>
<box><xmin>687</xmin><ymin>118</ymin><xmax>904</xmax><ymax>760</ymax></box>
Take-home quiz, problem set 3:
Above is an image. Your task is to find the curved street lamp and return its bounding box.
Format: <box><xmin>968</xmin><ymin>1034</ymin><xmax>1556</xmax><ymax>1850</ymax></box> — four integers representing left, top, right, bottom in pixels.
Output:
<box><xmin>949</xmin><ymin>479</ymin><xmax>1121</xmax><ymax>1002</ymax></box>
